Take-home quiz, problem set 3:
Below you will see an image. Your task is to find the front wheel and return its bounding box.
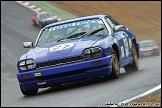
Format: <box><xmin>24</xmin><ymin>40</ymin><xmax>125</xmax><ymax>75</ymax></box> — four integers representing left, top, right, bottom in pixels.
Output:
<box><xmin>20</xmin><ymin>85</ymin><xmax>38</xmax><ymax>96</ymax></box>
<box><xmin>105</xmin><ymin>48</ymin><xmax>120</xmax><ymax>79</ymax></box>
<box><xmin>124</xmin><ymin>42</ymin><xmax>139</xmax><ymax>72</ymax></box>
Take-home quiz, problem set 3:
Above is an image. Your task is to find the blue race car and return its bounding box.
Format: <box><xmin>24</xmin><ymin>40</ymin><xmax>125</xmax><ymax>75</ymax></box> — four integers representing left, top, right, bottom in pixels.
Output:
<box><xmin>17</xmin><ymin>14</ymin><xmax>139</xmax><ymax>96</ymax></box>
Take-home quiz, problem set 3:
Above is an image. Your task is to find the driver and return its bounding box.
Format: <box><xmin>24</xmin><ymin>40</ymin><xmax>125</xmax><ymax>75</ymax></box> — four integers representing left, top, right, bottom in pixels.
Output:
<box><xmin>47</xmin><ymin>28</ymin><xmax>65</xmax><ymax>43</ymax></box>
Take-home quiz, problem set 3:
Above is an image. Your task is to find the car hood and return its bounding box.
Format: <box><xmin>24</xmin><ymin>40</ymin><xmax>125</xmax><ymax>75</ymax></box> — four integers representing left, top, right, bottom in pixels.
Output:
<box><xmin>25</xmin><ymin>35</ymin><xmax>105</xmax><ymax>63</ymax></box>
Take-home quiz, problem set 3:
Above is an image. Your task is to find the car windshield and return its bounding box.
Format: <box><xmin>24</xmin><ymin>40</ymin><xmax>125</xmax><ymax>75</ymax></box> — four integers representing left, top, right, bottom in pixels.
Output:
<box><xmin>36</xmin><ymin>19</ymin><xmax>108</xmax><ymax>47</ymax></box>
<box><xmin>39</xmin><ymin>13</ymin><xmax>53</xmax><ymax>19</ymax></box>
<box><xmin>139</xmin><ymin>40</ymin><xmax>157</xmax><ymax>48</ymax></box>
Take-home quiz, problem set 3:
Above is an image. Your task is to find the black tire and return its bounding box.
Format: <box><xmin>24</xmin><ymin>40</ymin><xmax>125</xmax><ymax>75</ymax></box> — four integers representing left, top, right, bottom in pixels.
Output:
<box><xmin>105</xmin><ymin>48</ymin><xmax>120</xmax><ymax>79</ymax></box>
<box><xmin>124</xmin><ymin>42</ymin><xmax>139</xmax><ymax>72</ymax></box>
<box><xmin>20</xmin><ymin>85</ymin><xmax>38</xmax><ymax>96</ymax></box>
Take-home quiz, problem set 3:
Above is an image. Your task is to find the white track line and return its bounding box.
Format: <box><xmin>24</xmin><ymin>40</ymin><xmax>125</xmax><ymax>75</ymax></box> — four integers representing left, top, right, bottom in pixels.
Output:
<box><xmin>15</xmin><ymin>1</ymin><xmax>43</xmax><ymax>12</ymax></box>
<box><xmin>15</xmin><ymin>1</ymin><xmax>62</xmax><ymax>21</ymax></box>
<box><xmin>111</xmin><ymin>84</ymin><xmax>161</xmax><ymax>107</ymax></box>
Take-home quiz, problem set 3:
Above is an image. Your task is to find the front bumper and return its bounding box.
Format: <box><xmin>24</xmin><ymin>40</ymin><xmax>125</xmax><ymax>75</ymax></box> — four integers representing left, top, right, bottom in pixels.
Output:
<box><xmin>17</xmin><ymin>56</ymin><xmax>112</xmax><ymax>91</ymax></box>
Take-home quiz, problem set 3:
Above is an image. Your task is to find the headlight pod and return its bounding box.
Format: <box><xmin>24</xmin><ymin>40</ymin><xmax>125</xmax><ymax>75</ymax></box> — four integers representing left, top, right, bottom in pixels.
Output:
<box><xmin>19</xmin><ymin>59</ymin><xmax>36</xmax><ymax>71</ymax></box>
<box><xmin>82</xmin><ymin>47</ymin><xmax>103</xmax><ymax>59</ymax></box>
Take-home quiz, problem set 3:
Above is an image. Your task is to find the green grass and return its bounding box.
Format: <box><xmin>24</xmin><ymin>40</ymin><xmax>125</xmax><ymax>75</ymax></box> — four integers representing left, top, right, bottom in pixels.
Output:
<box><xmin>28</xmin><ymin>1</ymin><xmax>77</xmax><ymax>20</ymax></box>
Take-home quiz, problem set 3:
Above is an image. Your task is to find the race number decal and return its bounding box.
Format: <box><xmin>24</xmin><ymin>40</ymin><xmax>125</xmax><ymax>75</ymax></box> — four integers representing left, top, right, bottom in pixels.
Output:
<box><xmin>121</xmin><ymin>33</ymin><xmax>129</xmax><ymax>58</ymax></box>
<box><xmin>49</xmin><ymin>43</ymin><xmax>74</xmax><ymax>51</ymax></box>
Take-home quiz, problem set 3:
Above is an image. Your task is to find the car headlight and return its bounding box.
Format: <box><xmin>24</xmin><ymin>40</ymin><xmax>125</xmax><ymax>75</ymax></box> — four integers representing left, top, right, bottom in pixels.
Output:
<box><xmin>19</xmin><ymin>59</ymin><xmax>36</xmax><ymax>71</ymax></box>
<box><xmin>82</xmin><ymin>47</ymin><xmax>102</xmax><ymax>59</ymax></box>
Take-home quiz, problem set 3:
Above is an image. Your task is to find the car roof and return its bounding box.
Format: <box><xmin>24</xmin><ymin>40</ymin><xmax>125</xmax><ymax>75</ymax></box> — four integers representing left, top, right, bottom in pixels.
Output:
<box><xmin>45</xmin><ymin>14</ymin><xmax>108</xmax><ymax>28</ymax></box>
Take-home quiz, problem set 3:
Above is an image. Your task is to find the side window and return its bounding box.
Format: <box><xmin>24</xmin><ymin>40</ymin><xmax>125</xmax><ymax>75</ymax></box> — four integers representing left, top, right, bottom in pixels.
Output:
<box><xmin>109</xmin><ymin>16</ymin><xmax>120</xmax><ymax>25</ymax></box>
<box><xmin>105</xmin><ymin>16</ymin><xmax>119</xmax><ymax>32</ymax></box>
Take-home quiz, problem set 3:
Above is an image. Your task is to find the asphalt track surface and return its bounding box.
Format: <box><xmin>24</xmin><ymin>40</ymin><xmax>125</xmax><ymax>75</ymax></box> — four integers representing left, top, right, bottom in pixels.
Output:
<box><xmin>1</xmin><ymin>1</ymin><xmax>161</xmax><ymax>107</ymax></box>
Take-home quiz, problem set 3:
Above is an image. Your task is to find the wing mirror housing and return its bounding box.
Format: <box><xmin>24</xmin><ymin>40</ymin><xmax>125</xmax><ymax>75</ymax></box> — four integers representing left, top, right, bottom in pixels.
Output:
<box><xmin>114</xmin><ymin>25</ymin><xmax>125</xmax><ymax>32</ymax></box>
<box><xmin>23</xmin><ymin>42</ymin><xmax>33</xmax><ymax>48</ymax></box>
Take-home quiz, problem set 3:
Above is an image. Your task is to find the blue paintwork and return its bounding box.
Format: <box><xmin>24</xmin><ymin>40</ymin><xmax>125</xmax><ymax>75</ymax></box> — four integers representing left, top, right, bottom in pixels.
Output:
<box><xmin>17</xmin><ymin>14</ymin><xmax>139</xmax><ymax>91</ymax></box>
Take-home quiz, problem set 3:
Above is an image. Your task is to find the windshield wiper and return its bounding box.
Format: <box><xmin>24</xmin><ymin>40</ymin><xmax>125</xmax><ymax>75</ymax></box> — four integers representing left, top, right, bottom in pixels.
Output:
<box><xmin>57</xmin><ymin>38</ymin><xmax>66</xmax><ymax>42</ymax></box>
<box><xmin>81</xmin><ymin>27</ymin><xmax>105</xmax><ymax>38</ymax></box>
<box><xmin>89</xmin><ymin>27</ymin><xmax>105</xmax><ymax>35</ymax></box>
<box><xmin>57</xmin><ymin>28</ymin><xmax>104</xmax><ymax>42</ymax></box>
<box><xmin>57</xmin><ymin>32</ymin><xmax>87</xmax><ymax>42</ymax></box>
<box><xmin>66</xmin><ymin>32</ymin><xmax>86</xmax><ymax>39</ymax></box>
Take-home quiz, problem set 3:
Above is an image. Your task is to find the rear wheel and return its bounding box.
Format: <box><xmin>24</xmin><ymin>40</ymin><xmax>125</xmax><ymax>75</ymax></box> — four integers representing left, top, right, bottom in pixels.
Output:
<box><xmin>105</xmin><ymin>48</ymin><xmax>120</xmax><ymax>79</ymax></box>
<box><xmin>124</xmin><ymin>42</ymin><xmax>139</xmax><ymax>72</ymax></box>
<box><xmin>20</xmin><ymin>85</ymin><xmax>38</xmax><ymax>96</ymax></box>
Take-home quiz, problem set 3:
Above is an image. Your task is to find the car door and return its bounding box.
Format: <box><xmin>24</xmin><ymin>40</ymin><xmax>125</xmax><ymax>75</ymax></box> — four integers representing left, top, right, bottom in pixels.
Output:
<box><xmin>104</xmin><ymin>16</ymin><xmax>132</xmax><ymax>65</ymax></box>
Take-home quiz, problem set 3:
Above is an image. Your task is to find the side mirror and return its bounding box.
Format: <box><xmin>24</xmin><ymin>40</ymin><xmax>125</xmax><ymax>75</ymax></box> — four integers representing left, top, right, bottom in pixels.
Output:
<box><xmin>114</xmin><ymin>25</ymin><xmax>125</xmax><ymax>32</ymax></box>
<box><xmin>23</xmin><ymin>42</ymin><xmax>33</xmax><ymax>48</ymax></box>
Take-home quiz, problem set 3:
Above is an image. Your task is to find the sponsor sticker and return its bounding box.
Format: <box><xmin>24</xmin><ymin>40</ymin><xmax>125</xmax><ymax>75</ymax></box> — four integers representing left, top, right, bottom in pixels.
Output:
<box><xmin>49</xmin><ymin>43</ymin><xmax>74</xmax><ymax>51</ymax></box>
<box><xmin>49</xmin><ymin>19</ymin><xmax>100</xmax><ymax>31</ymax></box>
